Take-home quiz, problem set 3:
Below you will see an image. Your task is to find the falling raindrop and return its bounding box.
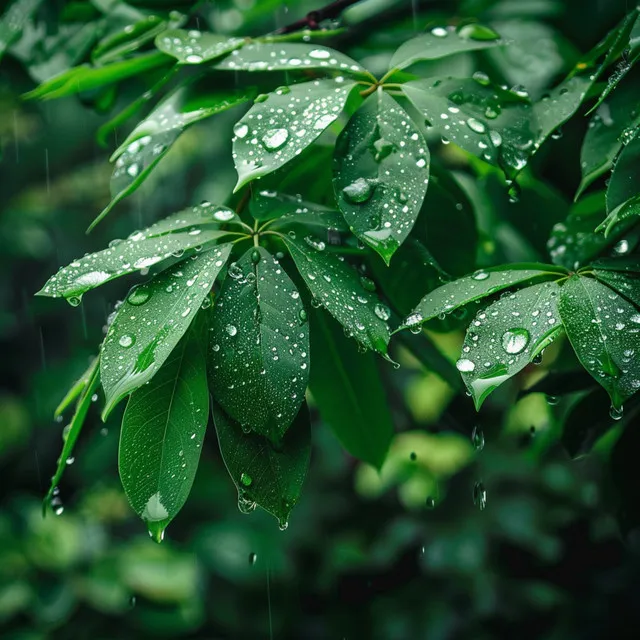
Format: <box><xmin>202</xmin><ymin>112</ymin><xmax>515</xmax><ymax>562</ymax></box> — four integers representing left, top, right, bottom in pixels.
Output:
<box><xmin>471</xmin><ymin>426</ymin><xmax>485</xmax><ymax>451</ymax></box>
<box><xmin>249</xmin><ymin>552</ymin><xmax>258</xmax><ymax>565</ymax></box>
<box><xmin>473</xmin><ymin>481</ymin><xmax>487</xmax><ymax>510</ymax></box>
<box><xmin>425</xmin><ymin>497</ymin><xmax>436</xmax><ymax>509</ymax></box>
<box><xmin>609</xmin><ymin>404</ymin><xmax>624</xmax><ymax>421</ymax></box>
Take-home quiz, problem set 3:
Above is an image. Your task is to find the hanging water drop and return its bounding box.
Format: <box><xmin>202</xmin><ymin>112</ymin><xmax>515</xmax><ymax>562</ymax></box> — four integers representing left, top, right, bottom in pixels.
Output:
<box><xmin>610</xmin><ymin>404</ymin><xmax>624</xmax><ymax>421</ymax></box>
<box><xmin>473</xmin><ymin>481</ymin><xmax>487</xmax><ymax>510</ymax></box>
<box><xmin>471</xmin><ymin>426</ymin><xmax>485</xmax><ymax>451</ymax></box>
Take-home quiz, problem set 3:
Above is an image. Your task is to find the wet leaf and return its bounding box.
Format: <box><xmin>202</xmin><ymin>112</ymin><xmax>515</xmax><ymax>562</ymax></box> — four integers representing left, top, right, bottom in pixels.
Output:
<box><xmin>0</xmin><ymin>0</ymin><xmax>43</xmax><ymax>63</ymax></box>
<box><xmin>309</xmin><ymin>309</ymin><xmax>393</xmax><ymax>469</ymax></box>
<box><xmin>593</xmin><ymin>262</ymin><xmax>640</xmax><ymax>308</ymax></box>
<box><xmin>388</xmin><ymin>23</ymin><xmax>503</xmax><ymax>72</ymax></box>
<box><xmin>155</xmin><ymin>28</ymin><xmax>244</xmax><ymax>64</ymax></box>
<box><xmin>100</xmin><ymin>245</ymin><xmax>233</xmax><ymax>418</ymax></box>
<box><xmin>212</xmin><ymin>399</ymin><xmax>311</xmax><ymax>528</ymax></box>
<box><xmin>597</xmin><ymin>195</ymin><xmax>640</xmax><ymax>237</ymax></box>
<box><xmin>249</xmin><ymin>190</ymin><xmax>344</xmax><ymax>227</ymax></box>
<box><xmin>283</xmin><ymin>233</ymin><xmax>391</xmax><ymax>355</ymax></box>
<box><xmin>458</xmin><ymin>280</ymin><xmax>564</xmax><ymax>409</ymax></box>
<box><xmin>606</xmin><ymin>127</ymin><xmax>640</xmax><ymax>213</ymax></box>
<box><xmin>232</xmin><ymin>78</ymin><xmax>357</xmax><ymax>191</ymax></box>
<box><xmin>398</xmin><ymin>263</ymin><xmax>565</xmax><ymax>331</ymax></box>
<box><xmin>54</xmin><ymin>356</ymin><xmax>99</xmax><ymax>419</ymax></box>
<box><xmin>120</xmin><ymin>314</ymin><xmax>209</xmax><ymax>542</ymax></box>
<box><xmin>208</xmin><ymin>247</ymin><xmax>309</xmax><ymax>440</ymax></box>
<box><xmin>215</xmin><ymin>42</ymin><xmax>368</xmax><ymax>77</ymax></box>
<box><xmin>333</xmin><ymin>89</ymin><xmax>429</xmax><ymax>263</ymax></box>
<box><xmin>558</xmin><ymin>275</ymin><xmax>640</xmax><ymax>409</ymax></box>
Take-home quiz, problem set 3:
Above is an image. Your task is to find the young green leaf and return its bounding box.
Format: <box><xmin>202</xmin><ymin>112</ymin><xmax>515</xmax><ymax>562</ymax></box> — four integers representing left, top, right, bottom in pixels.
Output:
<box><xmin>212</xmin><ymin>399</ymin><xmax>310</xmax><ymax>529</ymax></box>
<box><xmin>232</xmin><ymin>78</ymin><xmax>357</xmax><ymax>191</ymax></box>
<box><xmin>402</xmin><ymin>77</ymin><xmax>533</xmax><ymax>178</ymax></box>
<box><xmin>309</xmin><ymin>309</ymin><xmax>393</xmax><ymax>469</ymax></box>
<box><xmin>93</xmin><ymin>83</ymin><xmax>255</xmax><ymax>230</ymax></box>
<box><xmin>597</xmin><ymin>195</ymin><xmax>640</xmax><ymax>237</ymax></box>
<box><xmin>208</xmin><ymin>247</ymin><xmax>309</xmax><ymax>440</ymax></box>
<box><xmin>155</xmin><ymin>28</ymin><xmax>244</xmax><ymax>64</ymax></box>
<box><xmin>388</xmin><ymin>23</ymin><xmax>503</xmax><ymax>72</ymax></box>
<box><xmin>101</xmin><ymin>245</ymin><xmax>232</xmax><ymax>419</ymax></box>
<box><xmin>398</xmin><ymin>264</ymin><xmax>566</xmax><ymax>331</ymax></box>
<box><xmin>606</xmin><ymin>128</ymin><xmax>640</xmax><ymax>213</ymax></box>
<box><xmin>250</xmin><ymin>190</ymin><xmax>345</xmax><ymax>227</ymax></box>
<box><xmin>36</xmin><ymin>228</ymin><xmax>231</xmax><ymax>303</ymax></box>
<box><xmin>119</xmin><ymin>313</ymin><xmax>209</xmax><ymax>543</ymax></box>
<box><xmin>333</xmin><ymin>89</ymin><xmax>429</xmax><ymax>263</ymax></box>
<box><xmin>283</xmin><ymin>234</ymin><xmax>391</xmax><ymax>355</ymax></box>
<box><xmin>54</xmin><ymin>355</ymin><xmax>99</xmax><ymax>419</ymax></box>
<box><xmin>270</xmin><ymin>203</ymin><xmax>349</xmax><ymax>234</ymax></box>
<box><xmin>215</xmin><ymin>42</ymin><xmax>369</xmax><ymax>77</ymax></box>
<box><xmin>142</xmin><ymin>202</ymin><xmax>245</xmax><ymax>236</ymax></box>
<box><xmin>457</xmin><ymin>280</ymin><xmax>563</xmax><ymax>408</ymax></box>
<box><xmin>558</xmin><ymin>275</ymin><xmax>640</xmax><ymax>409</ymax></box>
<box><xmin>0</xmin><ymin>0</ymin><xmax>43</xmax><ymax>63</ymax></box>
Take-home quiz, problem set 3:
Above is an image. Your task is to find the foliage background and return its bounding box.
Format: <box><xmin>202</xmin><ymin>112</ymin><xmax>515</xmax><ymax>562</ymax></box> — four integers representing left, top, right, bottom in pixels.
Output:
<box><xmin>1</xmin><ymin>0</ymin><xmax>640</xmax><ymax>638</ymax></box>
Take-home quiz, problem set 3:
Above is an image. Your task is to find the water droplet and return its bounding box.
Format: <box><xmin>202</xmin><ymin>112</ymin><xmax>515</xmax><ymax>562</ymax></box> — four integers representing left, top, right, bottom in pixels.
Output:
<box><xmin>471</xmin><ymin>426</ymin><xmax>485</xmax><ymax>451</ymax></box>
<box><xmin>233</xmin><ymin>122</ymin><xmax>249</xmax><ymax>139</ymax></box>
<box><xmin>261</xmin><ymin>128</ymin><xmax>289</xmax><ymax>151</ymax></box>
<box><xmin>249</xmin><ymin>552</ymin><xmax>258</xmax><ymax>565</ymax></box>
<box><xmin>342</xmin><ymin>177</ymin><xmax>374</xmax><ymax>204</ymax></box>
<box><xmin>431</xmin><ymin>26</ymin><xmax>448</xmax><ymax>37</ymax></box>
<box><xmin>404</xmin><ymin>312</ymin><xmax>423</xmax><ymax>328</ymax></box>
<box><xmin>466</xmin><ymin>117</ymin><xmax>486</xmax><ymax>134</ymax></box>
<box><xmin>610</xmin><ymin>404</ymin><xmax>623</xmax><ymax>421</ymax></box>
<box><xmin>473</xmin><ymin>481</ymin><xmax>487</xmax><ymax>510</ymax></box>
<box><xmin>472</xmin><ymin>270</ymin><xmax>489</xmax><ymax>281</ymax></box>
<box><xmin>251</xmin><ymin>249</ymin><xmax>261</xmax><ymax>264</ymax></box>
<box><xmin>309</xmin><ymin>48</ymin><xmax>331</xmax><ymax>59</ymax></box>
<box><xmin>374</xmin><ymin>303</ymin><xmax>390</xmax><ymax>321</ymax></box>
<box><xmin>501</xmin><ymin>328</ymin><xmax>530</xmax><ymax>354</ymax></box>
<box><xmin>456</xmin><ymin>358</ymin><xmax>476</xmax><ymax>372</ymax></box>
<box><xmin>278</xmin><ymin>520</ymin><xmax>289</xmax><ymax>531</ymax></box>
<box><xmin>226</xmin><ymin>324</ymin><xmax>238</xmax><ymax>336</ymax></box>
<box><xmin>426</xmin><ymin>497</ymin><xmax>436</xmax><ymax>509</ymax></box>
<box><xmin>240</xmin><ymin>472</ymin><xmax>252</xmax><ymax>487</ymax></box>
<box><xmin>472</xmin><ymin>71</ymin><xmax>490</xmax><ymax>85</ymax></box>
<box><xmin>545</xmin><ymin>394</ymin><xmax>559</xmax><ymax>406</ymax></box>
<box><xmin>67</xmin><ymin>296</ymin><xmax>81</xmax><ymax>307</ymax></box>
<box><xmin>185</xmin><ymin>54</ymin><xmax>203</xmax><ymax>63</ymax></box>
<box><xmin>127</xmin><ymin>286</ymin><xmax>151</xmax><ymax>306</ymax></box>
<box><xmin>299</xmin><ymin>309</ymin><xmax>308</xmax><ymax>322</ymax></box>
<box><xmin>457</xmin><ymin>23</ymin><xmax>500</xmax><ymax>41</ymax></box>
<box><xmin>119</xmin><ymin>334</ymin><xmax>135</xmax><ymax>348</ymax></box>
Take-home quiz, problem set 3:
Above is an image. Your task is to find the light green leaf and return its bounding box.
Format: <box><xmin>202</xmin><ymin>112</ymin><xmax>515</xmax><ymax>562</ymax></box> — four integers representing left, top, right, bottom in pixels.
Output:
<box><xmin>0</xmin><ymin>0</ymin><xmax>43</xmax><ymax>63</ymax></box>
<box><xmin>606</xmin><ymin>128</ymin><xmax>640</xmax><ymax>213</ymax></box>
<box><xmin>309</xmin><ymin>309</ymin><xmax>393</xmax><ymax>469</ymax></box>
<box><xmin>212</xmin><ymin>399</ymin><xmax>311</xmax><ymax>529</ymax></box>
<box><xmin>232</xmin><ymin>78</ymin><xmax>357</xmax><ymax>191</ymax></box>
<box><xmin>92</xmin><ymin>15</ymin><xmax>169</xmax><ymax>64</ymax></box>
<box><xmin>54</xmin><ymin>356</ymin><xmax>99</xmax><ymax>419</ymax></box>
<box><xmin>101</xmin><ymin>245</ymin><xmax>232</xmax><ymax>418</ymax></box>
<box><xmin>388</xmin><ymin>23</ymin><xmax>503</xmax><ymax>72</ymax></box>
<box><xmin>120</xmin><ymin>314</ymin><xmax>209</xmax><ymax>542</ymax></box>
<box><xmin>208</xmin><ymin>247</ymin><xmax>309</xmax><ymax>440</ymax></box>
<box><xmin>333</xmin><ymin>89</ymin><xmax>429</xmax><ymax>263</ymax></box>
<box><xmin>457</xmin><ymin>280</ymin><xmax>563</xmax><ymax>409</ymax></box>
<box><xmin>215</xmin><ymin>42</ymin><xmax>369</xmax><ymax>77</ymax></box>
<box><xmin>559</xmin><ymin>275</ymin><xmax>640</xmax><ymax>409</ymax></box>
<box><xmin>398</xmin><ymin>263</ymin><xmax>565</xmax><ymax>331</ymax></box>
<box><xmin>155</xmin><ymin>28</ymin><xmax>244</xmax><ymax>64</ymax></box>
<box><xmin>403</xmin><ymin>77</ymin><xmax>533</xmax><ymax>178</ymax></box>
<box><xmin>283</xmin><ymin>234</ymin><xmax>391</xmax><ymax>355</ymax></box>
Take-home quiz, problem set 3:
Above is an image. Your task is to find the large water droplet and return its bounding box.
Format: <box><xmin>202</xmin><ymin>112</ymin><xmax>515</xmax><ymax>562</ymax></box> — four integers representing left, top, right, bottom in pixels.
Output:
<box><xmin>342</xmin><ymin>177</ymin><xmax>374</xmax><ymax>204</ymax></box>
<box><xmin>119</xmin><ymin>334</ymin><xmax>135</xmax><ymax>348</ymax></box>
<box><xmin>240</xmin><ymin>472</ymin><xmax>252</xmax><ymax>487</ymax></box>
<box><xmin>226</xmin><ymin>324</ymin><xmax>238</xmax><ymax>336</ymax></box>
<box><xmin>610</xmin><ymin>404</ymin><xmax>624</xmax><ymax>421</ymax></box>
<box><xmin>261</xmin><ymin>128</ymin><xmax>289</xmax><ymax>151</ymax></box>
<box><xmin>457</xmin><ymin>23</ymin><xmax>500</xmax><ymax>41</ymax></box>
<box><xmin>501</xmin><ymin>328</ymin><xmax>530</xmax><ymax>354</ymax></box>
<box><xmin>127</xmin><ymin>286</ymin><xmax>151</xmax><ymax>306</ymax></box>
<box><xmin>456</xmin><ymin>358</ymin><xmax>476</xmax><ymax>372</ymax></box>
<box><xmin>233</xmin><ymin>122</ymin><xmax>249</xmax><ymax>139</ymax></box>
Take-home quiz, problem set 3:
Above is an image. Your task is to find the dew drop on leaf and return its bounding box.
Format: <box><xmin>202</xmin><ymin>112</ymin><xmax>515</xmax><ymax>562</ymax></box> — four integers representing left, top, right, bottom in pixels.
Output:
<box><xmin>119</xmin><ymin>334</ymin><xmax>135</xmax><ymax>348</ymax></box>
<box><xmin>240</xmin><ymin>472</ymin><xmax>253</xmax><ymax>486</ymax></box>
<box><xmin>233</xmin><ymin>122</ymin><xmax>249</xmax><ymax>139</ymax></box>
<box><xmin>127</xmin><ymin>286</ymin><xmax>151</xmax><ymax>306</ymax></box>
<box><xmin>342</xmin><ymin>177</ymin><xmax>375</xmax><ymax>204</ymax></box>
<box><xmin>456</xmin><ymin>358</ymin><xmax>476</xmax><ymax>372</ymax></box>
<box><xmin>261</xmin><ymin>128</ymin><xmax>289</xmax><ymax>151</ymax></box>
<box><xmin>501</xmin><ymin>328</ymin><xmax>530</xmax><ymax>354</ymax></box>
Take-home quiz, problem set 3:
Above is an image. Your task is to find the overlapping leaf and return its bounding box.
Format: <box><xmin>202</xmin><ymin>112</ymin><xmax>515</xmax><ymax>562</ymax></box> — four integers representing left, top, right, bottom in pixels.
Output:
<box><xmin>606</xmin><ymin>127</ymin><xmax>640</xmax><ymax>213</ymax></box>
<box><xmin>593</xmin><ymin>258</ymin><xmax>640</xmax><ymax>307</ymax></box>
<box><xmin>0</xmin><ymin>0</ymin><xmax>43</xmax><ymax>63</ymax></box>
<box><xmin>155</xmin><ymin>28</ymin><xmax>244</xmax><ymax>64</ymax></box>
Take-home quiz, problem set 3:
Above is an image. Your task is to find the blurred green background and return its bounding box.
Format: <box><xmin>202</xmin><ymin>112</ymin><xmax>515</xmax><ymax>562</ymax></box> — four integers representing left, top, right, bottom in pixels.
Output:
<box><xmin>2</xmin><ymin>0</ymin><xmax>640</xmax><ymax>638</ymax></box>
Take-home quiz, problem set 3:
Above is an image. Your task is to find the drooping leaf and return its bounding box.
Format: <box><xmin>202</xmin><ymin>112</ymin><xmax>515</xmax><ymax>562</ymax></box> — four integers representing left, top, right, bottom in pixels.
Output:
<box><xmin>606</xmin><ymin>128</ymin><xmax>640</xmax><ymax>213</ymax></box>
<box><xmin>402</xmin><ymin>77</ymin><xmax>533</xmax><ymax>178</ymax></box>
<box><xmin>333</xmin><ymin>89</ymin><xmax>429</xmax><ymax>263</ymax></box>
<box><xmin>215</xmin><ymin>42</ymin><xmax>369</xmax><ymax>77</ymax></box>
<box><xmin>597</xmin><ymin>195</ymin><xmax>640</xmax><ymax>237</ymax></box>
<box><xmin>457</xmin><ymin>280</ymin><xmax>564</xmax><ymax>408</ymax></box>
<box><xmin>43</xmin><ymin>358</ymin><xmax>100</xmax><ymax>514</ymax></box>
<box><xmin>558</xmin><ymin>275</ymin><xmax>640</xmax><ymax>409</ymax></box>
<box><xmin>283</xmin><ymin>233</ymin><xmax>391</xmax><ymax>355</ymax></box>
<box><xmin>120</xmin><ymin>313</ymin><xmax>209</xmax><ymax>542</ymax></box>
<box><xmin>388</xmin><ymin>23</ymin><xmax>503</xmax><ymax>72</ymax></box>
<box><xmin>92</xmin><ymin>82</ymin><xmax>255</xmax><ymax>230</ymax></box>
<box><xmin>232</xmin><ymin>78</ymin><xmax>357</xmax><ymax>191</ymax></box>
<box><xmin>398</xmin><ymin>264</ymin><xmax>566</xmax><ymax>331</ymax></box>
<box><xmin>212</xmin><ymin>399</ymin><xmax>311</xmax><ymax>529</ymax></box>
<box><xmin>155</xmin><ymin>28</ymin><xmax>244</xmax><ymax>64</ymax></box>
<box><xmin>36</xmin><ymin>228</ymin><xmax>231</xmax><ymax>303</ymax></box>
<box><xmin>208</xmin><ymin>247</ymin><xmax>309</xmax><ymax>440</ymax></box>
<box><xmin>23</xmin><ymin>51</ymin><xmax>173</xmax><ymax>100</ymax></box>
<box><xmin>0</xmin><ymin>0</ymin><xmax>43</xmax><ymax>63</ymax></box>
<box><xmin>101</xmin><ymin>245</ymin><xmax>232</xmax><ymax>418</ymax></box>
<box><xmin>309</xmin><ymin>308</ymin><xmax>393</xmax><ymax>469</ymax></box>
<box><xmin>54</xmin><ymin>355</ymin><xmax>99</xmax><ymax>419</ymax></box>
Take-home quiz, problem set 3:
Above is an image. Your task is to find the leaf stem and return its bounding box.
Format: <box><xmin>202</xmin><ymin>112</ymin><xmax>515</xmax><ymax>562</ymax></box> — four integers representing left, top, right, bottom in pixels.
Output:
<box><xmin>379</xmin><ymin>68</ymin><xmax>400</xmax><ymax>84</ymax></box>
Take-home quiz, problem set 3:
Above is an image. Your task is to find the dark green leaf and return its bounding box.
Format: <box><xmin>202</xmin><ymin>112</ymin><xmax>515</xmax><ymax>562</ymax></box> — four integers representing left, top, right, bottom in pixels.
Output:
<box><xmin>458</xmin><ymin>280</ymin><xmax>564</xmax><ymax>409</ymax></box>
<box><xmin>333</xmin><ymin>89</ymin><xmax>429</xmax><ymax>263</ymax></box>
<box><xmin>606</xmin><ymin>128</ymin><xmax>640</xmax><ymax>213</ymax></box>
<box><xmin>120</xmin><ymin>313</ymin><xmax>209</xmax><ymax>542</ymax></box>
<box><xmin>249</xmin><ymin>190</ymin><xmax>343</xmax><ymax>226</ymax></box>
<box><xmin>233</xmin><ymin>78</ymin><xmax>357</xmax><ymax>191</ymax></box>
<box><xmin>213</xmin><ymin>399</ymin><xmax>311</xmax><ymax>528</ymax></box>
<box><xmin>283</xmin><ymin>233</ymin><xmax>391</xmax><ymax>355</ymax></box>
<box><xmin>155</xmin><ymin>28</ymin><xmax>244</xmax><ymax>64</ymax></box>
<box><xmin>208</xmin><ymin>247</ymin><xmax>309</xmax><ymax>440</ymax></box>
<box><xmin>0</xmin><ymin>0</ymin><xmax>43</xmax><ymax>63</ymax></box>
<box><xmin>309</xmin><ymin>309</ymin><xmax>393</xmax><ymax>469</ymax></box>
<box><xmin>92</xmin><ymin>15</ymin><xmax>169</xmax><ymax>64</ymax></box>
<box><xmin>597</xmin><ymin>195</ymin><xmax>640</xmax><ymax>237</ymax></box>
<box><xmin>388</xmin><ymin>23</ymin><xmax>503</xmax><ymax>72</ymax></box>
<box><xmin>558</xmin><ymin>275</ymin><xmax>640</xmax><ymax>409</ymax></box>
<box><xmin>101</xmin><ymin>245</ymin><xmax>232</xmax><ymax>418</ymax></box>
<box><xmin>54</xmin><ymin>356</ymin><xmax>99</xmax><ymax>419</ymax></box>
<box><xmin>593</xmin><ymin>264</ymin><xmax>640</xmax><ymax>308</ymax></box>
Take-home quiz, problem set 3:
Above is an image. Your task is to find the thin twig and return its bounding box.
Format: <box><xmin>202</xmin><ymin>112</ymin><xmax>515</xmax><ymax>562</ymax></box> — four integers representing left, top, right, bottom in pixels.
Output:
<box><xmin>273</xmin><ymin>0</ymin><xmax>364</xmax><ymax>35</ymax></box>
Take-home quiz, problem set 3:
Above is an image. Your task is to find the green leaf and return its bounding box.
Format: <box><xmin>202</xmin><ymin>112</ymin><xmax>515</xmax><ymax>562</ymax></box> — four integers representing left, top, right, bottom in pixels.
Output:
<box><xmin>155</xmin><ymin>28</ymin><xmax>244</xmax><ymax>64</ymax></box>
<box><xmin>92</xmin><ymin>15</ymin><xmax>169</xmax><ymax>64</ymax></box>
<box><xmin>208</xmin><ymin>247</ymin><xmax>309</xmax><ymax>440</ymax></box>
<box><xmin>283</xmin><ymin>234</ymin><xmax>391</xmax><ymax>355</ymax></box>
<box><xmin>249</xmin><ymin>190</ymin><xmax>344</xmax><ymax>227</ymax></box>
<box><xmin>593</xmin><ymin>263</ymin><xmax>640</xmax><ymax>308</ymax></box>
<box><xmin>309</xmin><ymin>309</ymin><xmax>393</xmax><ymax>469</ymax></box>
<box><xmin>458</xmin><ymin>280</ymin><xmax>564</xmax><ymax>409</ymax></box>
<box><xmin>558</xmin><ymin>275</ymin><xmax>640</xmax><ymax>409</ymax></box>
<box><xmin>402</xmin><ymin>77</ymin><xmax>533</xmax><ymax>178</ymax></box>
<box><xmin>54</xmin><ymin>356</ymin><xmax>99</xmax><ymax>419</ymax></box>
<box><xmin>232</xmin><ymin>78</ymin><xmax>357</xmax><ymax>191</ymax></box>
<box><xmin>606</xmin><ymin>128</ymin><xmax>640</xmax><ymax>213</ymax></box>
<box><xmin>101</xmin><ymin>245</ymin><xmax>232</xmax><ymax>418</ymax></box>
<box><xmin>212</xmin><ymin>399</ymin><xmax>311</xmax><ymax>528</ymax></box>
<box><xmin>141</xmin><ymin>202</ymin><xmax>245</xmax><ymax>236</ymax></box>
<box><xmin>36</xmin><ymin>226</ymin><xmax>232</xmax><ymax>303</ymax></box>
<box><xmin>269</xmin><ymin>203</ymin><xmax>349</xmax><ymax>234</ymax></box>
<box><xmin>597</xmin><ymin>195</ymin><xmax>640</xmax><ymax>237</ymax></box>
<box><xmin>388</xmin><ymin>23</ymin><xmax>503</xmax><ymax>72</ymax></box>
<box><xmin>92</xmin><ymin>82</ymin><xmax>255</xmax><ymax>230</ymax></box>
<box><xmin>398</xmin><ymin>263</ymin><xmax>565</xmax><ymax>331</ymax></box>
<box><xmin>577</xmin><ymin>76</ymin><xmax>640</xmax><ymax>199</ymax></box>
<box><xmin>23</xmin><ymin>51</ymin><xmax>173</xmax><ymax>100</ymax></box>
<box><xmin>333</xmin><ymin>89</ymin><xmax>429</xmax><ymax>263</ymax></box>
<box><xmin>215</xmin><ymin>42</ymin><xmax>369</xmax><ymax>77</ymax></box>
<box><xmin>44</xmin><ymin>358</ymin><xmax>100</xmax><ymax>514</ymax></box>
<box><xmin>120</xmin><ymin>313</ymin><xmax>209</xmax><ymax>542</ymax></box>
<box><xmin>0</xmin><ymin>0</ymin><xmax>43</xmax><ymax>63</ymax></box>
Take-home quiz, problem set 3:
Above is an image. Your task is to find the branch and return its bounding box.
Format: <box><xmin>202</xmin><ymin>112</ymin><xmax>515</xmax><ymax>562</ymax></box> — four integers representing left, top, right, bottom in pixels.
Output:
<box><xmin>274</xmin><ymin>0</ymin><xmax>363</xmax><ymax>34</ymax></box>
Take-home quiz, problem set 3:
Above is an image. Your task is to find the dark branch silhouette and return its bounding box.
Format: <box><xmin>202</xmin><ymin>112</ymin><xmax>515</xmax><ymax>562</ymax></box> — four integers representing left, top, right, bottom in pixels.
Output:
<box><xmin>274</xmin><ymin>0</ymin><xmax>363</xmax><ymax>34</ymax></box>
